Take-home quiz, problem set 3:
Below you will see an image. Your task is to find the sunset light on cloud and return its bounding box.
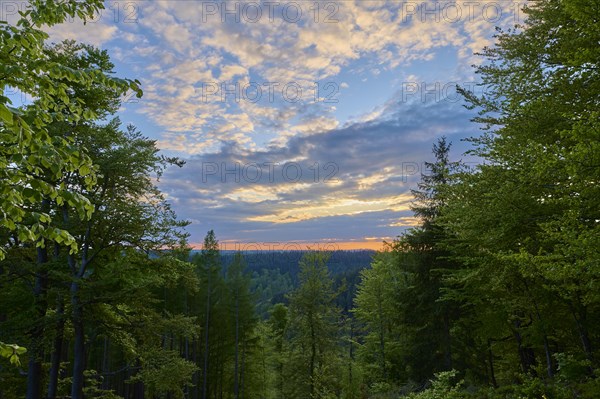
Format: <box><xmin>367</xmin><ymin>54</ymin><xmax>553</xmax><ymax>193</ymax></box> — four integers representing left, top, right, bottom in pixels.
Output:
<box><xmin>32</xmin><ymin>1</ymin><xmax>526</xmax><ymax>249</ymax></box>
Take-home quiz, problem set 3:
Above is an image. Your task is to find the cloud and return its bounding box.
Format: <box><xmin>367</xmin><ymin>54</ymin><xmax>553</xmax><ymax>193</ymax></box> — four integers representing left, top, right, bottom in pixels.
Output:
<box><xmin>33</xmin><ymin>0</ymin><xmax>513</xmax><ymax>244</ymax></box>
<box><xmin>159</xmin><ymin>96</ymin><xmax>477</xmax><ymax>242</ymax></box>
<box><xmin>93</xmin><ymin>0</ymin><xmax>517</xmax><ymax>154</ymax></box>
<box><xmin>247</xmin><ymin>194</ymin><xmax>413</xmax><ymax>224</ymax></box>
<box><xmin>45</xmin><ymin>16</ymin><xmax>118</xmax><ymax>47</ymax></box>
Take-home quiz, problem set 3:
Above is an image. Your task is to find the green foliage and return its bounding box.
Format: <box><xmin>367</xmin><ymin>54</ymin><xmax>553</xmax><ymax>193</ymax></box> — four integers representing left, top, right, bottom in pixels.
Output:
<box><xmin>128</xmin><ymin>347</ymin><xmax>198</xmax><ymax>399</ymax></box>
<box><xmin>353</xmin><ymin>251</ymin><xmax>403</xmax><ymax>385</ymax></box>
<box><xmin>349</xmin><ymin>2</ymin><xmax>600</xmax><ymax>397</ymax></box>
<box><xmin>405</xmin><ymin>371</ymin><xmax>466</xmax><ymax>399</ymax></box>
<box><xmin>0</xmin><ymin>20</ymin><xmax>190</xmax><ymax>397</ymax></box>
<box><xmin>0</xmin><ymin>342</ymin><xmax>26</xmax><ymax>366</ymax></box>
<box><xmin>432</xmin><ymin>0</ymin><xmax>600</xmax><ymax>396</ymax></box>
<box><xmin>82</xmin><ymin>370</ymin><xmax>122</xmax><ymax>399</ymax></box>
<box><xmin>286</xmin><ymin>251</ymin><xmax>343</xmax><ymax>398</ymax></box>
<box><xmin>1</xmin><ymin>1</ymin><xmax>599</xmax><ymax>398</ymax></box>
<box><xmin>368</xmin><ymin>138</ymin><xmax>466</xmax><ymax>387</ymax></box>
<box><xmin>0</xmin><ymin>0</ymin><xmax>142</xmax><ymax>260</ymax></box>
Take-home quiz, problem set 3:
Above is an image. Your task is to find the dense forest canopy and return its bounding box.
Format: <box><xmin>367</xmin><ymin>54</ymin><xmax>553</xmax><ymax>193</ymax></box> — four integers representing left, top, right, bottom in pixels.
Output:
<box><xmin>1</xmin><ymin>0</ymin><xmax>599</xmax><ymax>398</ymax></box>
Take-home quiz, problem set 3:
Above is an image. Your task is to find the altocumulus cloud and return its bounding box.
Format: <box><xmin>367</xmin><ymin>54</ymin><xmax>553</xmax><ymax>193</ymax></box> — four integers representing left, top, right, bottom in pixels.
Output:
<box><xmin>159</xmin><ymin>96</ymin><xmax>479</xmax><ymax>244</ymax></box>
<box><xmin>32</xmin><ymin>0</ymin><xmax>521</xmax><ymax>245</ymax></box>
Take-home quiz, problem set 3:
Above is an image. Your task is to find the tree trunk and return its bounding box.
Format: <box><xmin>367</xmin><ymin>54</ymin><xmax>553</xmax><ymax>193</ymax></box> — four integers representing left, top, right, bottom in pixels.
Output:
<box><xmin>543</xmin><ymin>334</ymin><xmax>554</xmax><ymax>378</ymax></box>
<box><xmin>487</xmin><ymin>339</ymin><xmax>497</xmax><ymax>388</ymax></box>
<box><xmin>70</xmin><ymin>280</ymin><xmax>86</xmax><ymax>399</ymax></box>
<box><xmin>523</xmin><ymin>280</ymin><xmax>553</xmax><ymax>377</ymax></box>
<box><xmin>183</xmin><ymin>336</ymin><xmax>190</xmax><ymax>398</ymax></box>
<box><xmin>348</xmin><ymin>320</ymin><xmax>354</xmax><ymax>394</ymax></box>
<box><xmin>61</xmin><ymin>206</ymin><xmax>89</xmax><ymax>399</ymax></box>
<box><xmin>47</xmin><ymin>295</ymin><xmax>65</xmax><ymax>399</ymax></box>
<box><xmin>132</xmin><ymin>360</ymin><xmax>144</xmax><ymax>399</ymax></box>
<box><xmin>26</xmin><ymin>246</ymin><xmax>48</xmax><ymax>399</ymax></box>
<box><xmin>513</xmin><ymin>320</ymin><xmax>537</xmax><ymax>375</ymax></box>
<box><xmin>101</xmin><ymin>337</ymin><xmax>110</xmax><ymax>390</ymax></box>
<box><xmin>193</xmin><ymin>339</ymin><xmax>200</xmax><ymax>399</ymax></box>
<box><xmin>234</xmin><ymin>293</ymin><xmax>240</xmax><ymax>399</ymax></box>
<box><xmin>443</xmin><ymin>312</ymin><xmax>453</xmax><ymax>370</ymax></box>
<box><xmin>570</xmin><ymin>302</ymin><xmax>594</xmax><ymax>367</ymax></box>
<box><xmin>309</xmin><ymin>312</ymin><xmax>316</xmax><ymax>399</ymax></box>
<box><xmin>202</xmin><ymin>269</ymin><xmax>211</xmax><ymax>399</ymax></box>
<box><xmin>240</xmin><ymin>338</ymin><xmax>246</xmax><ymax>399</ymax></box>
<box><xmin>377</xmin><ymin>297</ymin><xmax>387</xmax><ymax>381</ymax></box>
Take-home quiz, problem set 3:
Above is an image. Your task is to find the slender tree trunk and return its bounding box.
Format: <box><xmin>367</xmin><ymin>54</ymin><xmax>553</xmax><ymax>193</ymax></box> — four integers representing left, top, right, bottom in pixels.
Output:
<box><xmin>193</xmin><ymin>339</ymin><xmax>200</xmax><ymax>399</ymax></box>
<box><xmin>183</xmin><ymin>286</ymin><xmax>190</xmax><ymax>395</ymax></box>
<box><xmin>278</xmin><ymin>339</ymin><xmax>284</xmax><ymax>399</ymax></box>
<box><xmin>443</xmin><ymin>312</ymin><xmax>453</xmax><ymax>370</ymax></box>
<box><xmin>234</xmin><ymin>293</ymin><xmax>240</xmax><ymax>399</ymax></box>
<box><xmin>216</xmin><ymin>333</ymin><xmax>225</xmax><ymax>399</ymax></box>
<box><xmin>124</xmin><ymin>366</ymin><xmax>130</xmax><ymax>399</ymax></box>
<box><xmin>569</xmin><ymin>302</ymin><xmax>594</xmax><ymax>366</ymax></box>
<box><xmin>183</xmin><ymin>336</ymin><xmax>190</xmax><ymax>398</ymax></box>
<box><xmin>543</xmin><ymin>334</ymin><xmax>554</xmax><ymax>378</ymax></box>
<box><xmin>48</xmin><ymin>241</ymin><xmax>64</xmax><ymax>399</ymax></box>
<box><xmin>487</xmin><ymin>339</ymin><xmax>497</xmax><ymax>388</ymax></box>
<box><xmin>26</xmin><ymin>246</ymin><xmax>48</xmax><ymax>399</ymax></box>
<box><xmin>513</xmin><ymin>320</ymin><xmax>537</xmax><ymax>375</ymax></box>
<box><xmin>68</xmin><ymin>249</ymin><xmax>90</xmax><ymax>399</ymax></box>
<box><xmin>376</xmin><ymin>295</ymin><xmax>387</xmax><ymax>381</ymax></box>
<box><xmin>202</xmin><ymin>269</ymin><xmax>211</xmax><ymax>399</ymax></box>
<box><xmin>70</xmin><ymin>280</ymin><xmax>86</xmax><ymax>399</ymax></box>
<box><xmin>309</xmin><ymin>312</ymin><xmax>316</xmax><ymax>399</ymax></box>
<box><xmin>132</xmin><ymin>360</ymin><xmax>144</xmax><ymax>399</ymax></box>
<box><xmin>62</xmin><ymin>206</ymin><xmax>90</xmax><ymax>399</ymax></box>
<box><xmin>47</xmin><ymin>295</ymin><xmax>65</xmax><ymax>399</ymax></box>
<box><xmin>523</xmin><ymin>280</ymin><xmax>553</xmax><ymax>377</ymax></box>
<box><xmin>183</xmin><ymin>289</ymin><xmax>190</xmax><ymax>399</ymax></box>
<box><xmin>348</xmin><ymin>319</ymin><xmax>354</xmax><ymax>396</ymax></box>
<box><xmin>261</xmin><ymin>340</ymin><xmax>267</xmax><ymax>399</ymax></box>
<box><xmin>240</xmin><ymin>338</ymin><xmax>246</xmax><ymax>399</ymax></box>
<box><xmin>101</xmin><ymin>337</ymin><xmax>110</xmax><ymax>390</ymax></box>
<box><xmin>219</xmin><ymin>352</ymin><xmax>224</xmax><ymax>399</ymax></box>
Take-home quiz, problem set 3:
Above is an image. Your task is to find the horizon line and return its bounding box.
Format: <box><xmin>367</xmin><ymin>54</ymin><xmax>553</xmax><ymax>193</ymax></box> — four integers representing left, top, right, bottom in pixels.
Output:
<box><xmin>188</xmin><ymin>240</ymin><xmax>391</xmax><ymax>251</ymax></box>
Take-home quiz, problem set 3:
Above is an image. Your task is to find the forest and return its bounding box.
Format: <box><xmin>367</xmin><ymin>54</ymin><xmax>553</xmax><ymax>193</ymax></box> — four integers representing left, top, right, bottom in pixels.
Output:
<box><xmin>0</xmin><ymin>0</ymin><xmax>599</xmax><ymax>398</ymax></box>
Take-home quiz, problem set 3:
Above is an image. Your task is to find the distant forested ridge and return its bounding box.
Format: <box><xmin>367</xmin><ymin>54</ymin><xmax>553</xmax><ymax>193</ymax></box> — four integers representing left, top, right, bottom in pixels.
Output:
<box><xmin>219</xmin><ymin>249</ymin><xmax>375</xmax><ymax>278</ymax></box>
<box><xmin>219</xmin><ymin>250</ymin><xmax>374</xmax><ymax>317</ymax></box>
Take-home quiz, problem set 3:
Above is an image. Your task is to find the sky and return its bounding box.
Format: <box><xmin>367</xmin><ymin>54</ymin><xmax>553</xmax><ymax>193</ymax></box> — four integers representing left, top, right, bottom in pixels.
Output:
<box><xmin>8</xmin><ymin>1</ymin><xmax>526</xmax><ymax>250</ymax></box>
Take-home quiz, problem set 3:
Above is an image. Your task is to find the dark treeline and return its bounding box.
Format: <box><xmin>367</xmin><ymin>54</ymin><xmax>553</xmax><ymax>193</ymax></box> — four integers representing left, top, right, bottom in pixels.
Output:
<box><xmin>219</xmin><ymin>250</ymin><xmax>372</xmax><ymax>317</ymax></box>
<box><xmin>218</xmin><ymin>250</ymin><xmax>374</xmax><ymax>279</ymax></box>
<box><xmin>1</xmin><ymin>0</ymin><xmax>599</xmax><ymax>398</ymax></box>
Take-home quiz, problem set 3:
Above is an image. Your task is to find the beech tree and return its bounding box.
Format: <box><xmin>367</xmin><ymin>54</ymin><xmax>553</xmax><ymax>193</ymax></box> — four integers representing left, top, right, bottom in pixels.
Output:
<box><xmin>1</xmin><ymin>0</ymin><xmax>140</xmax><ymax>372</ymax></box>
<box><xmin>0</xmin><ymin>0</ymin><xmax>140</xmax><ymax>261</ymax></box>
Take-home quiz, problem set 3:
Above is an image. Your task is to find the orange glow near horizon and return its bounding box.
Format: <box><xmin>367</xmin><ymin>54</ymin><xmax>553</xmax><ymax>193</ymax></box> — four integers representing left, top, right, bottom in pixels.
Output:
<box><xmin>189</xmin><ymin>240</ymin><xmax>389</xmax><ymax>252</ymax></box>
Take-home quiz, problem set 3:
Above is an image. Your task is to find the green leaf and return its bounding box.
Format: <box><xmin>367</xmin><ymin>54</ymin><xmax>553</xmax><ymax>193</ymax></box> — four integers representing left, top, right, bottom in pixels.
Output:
<box><xmin>79</xmin><ymin>164</ymin><xmax>91</xmax><ymax>176</ymax></box>
<box><xmin>0</xmin><ymin>104</ymin><xmax>13</xmax><ymax>125</ymax></box>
